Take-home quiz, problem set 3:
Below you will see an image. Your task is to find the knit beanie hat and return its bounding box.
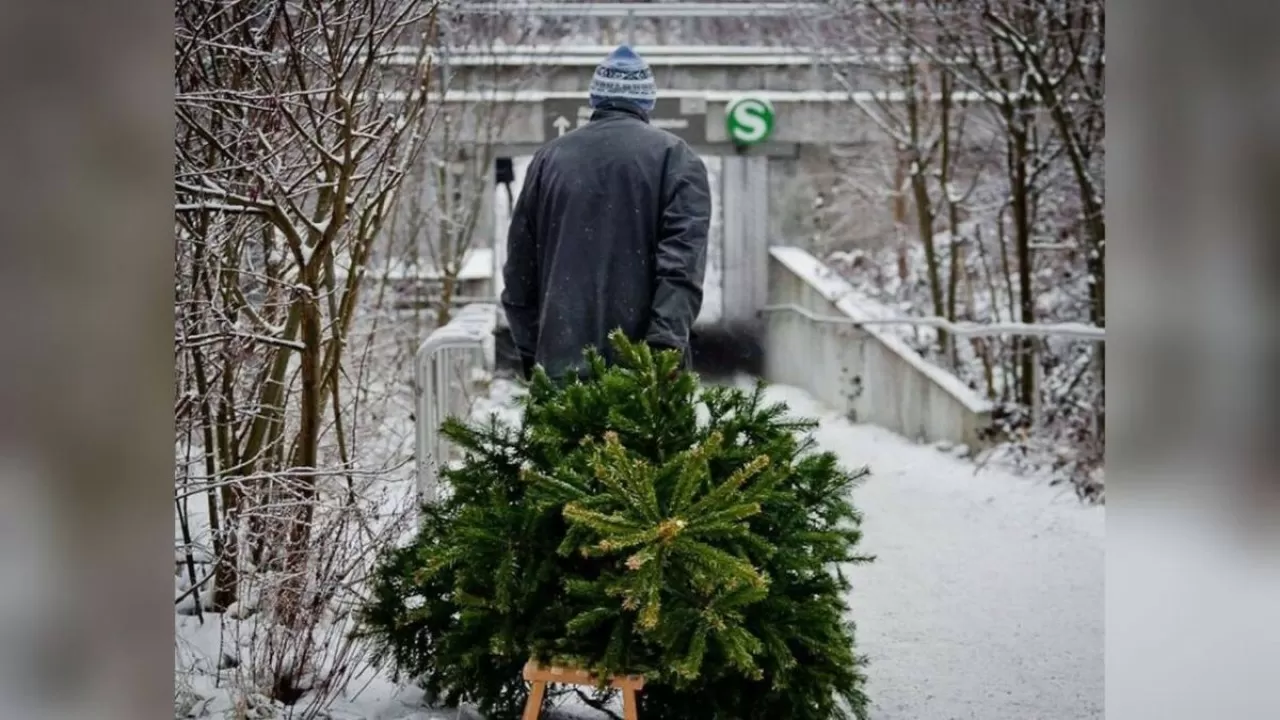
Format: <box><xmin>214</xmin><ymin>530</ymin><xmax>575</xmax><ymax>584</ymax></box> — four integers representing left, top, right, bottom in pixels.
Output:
<box><xmin>588</xmin><ymin>45</ymin><xmax>657</xmax><ymax>112</ymax></box>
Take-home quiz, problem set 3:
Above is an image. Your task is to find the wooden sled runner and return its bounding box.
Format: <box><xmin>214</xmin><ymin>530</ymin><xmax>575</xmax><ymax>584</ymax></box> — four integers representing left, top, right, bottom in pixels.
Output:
<box><xmin>521</xmin><ymin>660</ymin><xmax>646</xmax><ymax>720</ymax></box>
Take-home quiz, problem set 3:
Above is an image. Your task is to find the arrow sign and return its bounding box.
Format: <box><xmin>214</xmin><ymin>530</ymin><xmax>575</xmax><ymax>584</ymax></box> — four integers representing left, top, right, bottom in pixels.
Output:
<box><xmin>543</xmin><ymin>98</ymin><xmax>707</xmax><ymax>144</ymax></box>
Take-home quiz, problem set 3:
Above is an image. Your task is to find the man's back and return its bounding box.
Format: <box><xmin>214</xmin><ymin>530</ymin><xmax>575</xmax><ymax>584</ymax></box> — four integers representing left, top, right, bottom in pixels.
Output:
<box><xmin>501</xmin><ymin>46</ymin><xmax>711</xmax><ymax>380</ymax></box>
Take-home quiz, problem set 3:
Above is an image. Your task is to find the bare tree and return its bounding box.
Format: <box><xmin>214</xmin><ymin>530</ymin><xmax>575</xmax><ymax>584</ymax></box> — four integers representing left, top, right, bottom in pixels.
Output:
<box><xmin>801</xmin><ymin>2</ymin><xmax>988</xmax><ymax>360</ymax></box>
<box><xmin>913</xmin><ymin>0</ymin><xmax>1104</xmax><ymax>447</ymax></box>
<box><xmin>380</xmin><ymin>8</ymin><xmax>544</xmax><ymax>332</ymax></box>
<box><xmin>174</xmin><ymin>0</ymin><xmax>439</xmax><ymax>702</ymax></box>
<box><xmin>804</xmin><ymin>0</ymin><xmax>1105</xmax><ymax>497</ymax></box>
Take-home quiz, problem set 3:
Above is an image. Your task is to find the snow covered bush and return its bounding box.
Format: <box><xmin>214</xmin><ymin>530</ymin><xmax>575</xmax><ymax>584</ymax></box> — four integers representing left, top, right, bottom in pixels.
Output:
<box><xmin>804</xmin><ymin>0</ymin><xmax>1105</xmax><ymax>500</ymax></box>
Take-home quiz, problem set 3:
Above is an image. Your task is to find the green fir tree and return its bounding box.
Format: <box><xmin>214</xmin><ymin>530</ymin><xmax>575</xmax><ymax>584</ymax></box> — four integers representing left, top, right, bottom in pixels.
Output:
<box><xmin>359</xmin><ymin>331</ymin><xmax>873</xmax><ymax>720</ymax></box>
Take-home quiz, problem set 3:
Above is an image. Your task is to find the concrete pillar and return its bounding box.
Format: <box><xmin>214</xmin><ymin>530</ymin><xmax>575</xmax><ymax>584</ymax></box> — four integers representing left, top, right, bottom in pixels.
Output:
<box><xmin>720</xmin><ymin>154</ymin><xmax>770</xmax><ymax>323</ymax></box>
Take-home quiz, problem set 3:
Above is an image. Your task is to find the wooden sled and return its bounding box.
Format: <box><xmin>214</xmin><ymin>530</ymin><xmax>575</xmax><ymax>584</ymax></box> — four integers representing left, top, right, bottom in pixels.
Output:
<box><xmin>521</xmin><ymin>659</ymin><xmax>646</xmax><ymax>720</ymax></box>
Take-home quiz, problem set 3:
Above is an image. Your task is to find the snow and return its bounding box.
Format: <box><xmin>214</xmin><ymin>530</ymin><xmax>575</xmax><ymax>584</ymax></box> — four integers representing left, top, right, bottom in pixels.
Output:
<box><xmin>759</xmin><ymin>382</ymin><xmax>1104</xmax><ymax>720</ymax></box>
<box><xmin>769</xmin><ymin>246</ymin><xmax>993</xmax><ymax>415</ymax></box>
<box><xmin>819</xmin><ymin>219</ymin><xmax>1105</xmax><ymax>495</ymax></box>
<box><xmin>467</xmin><ymin>377</ymin><xmax>526</xmax><ymax>430</ymax></box>
<box><xmin>450</xmin><ymin>2</ymin><xmax>824</xmax><ymax>18</ymax></box>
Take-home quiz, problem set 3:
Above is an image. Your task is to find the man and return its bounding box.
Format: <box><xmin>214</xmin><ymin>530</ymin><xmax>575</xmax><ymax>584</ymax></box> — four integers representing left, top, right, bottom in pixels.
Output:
<box><xmin>501</xmin><ymin>45</ymin><xmax>711</xmax><ymax>380</ymax></box>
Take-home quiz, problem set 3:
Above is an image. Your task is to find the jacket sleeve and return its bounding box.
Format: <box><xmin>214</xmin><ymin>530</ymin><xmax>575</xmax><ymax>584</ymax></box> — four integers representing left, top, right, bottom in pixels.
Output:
<box><xmin>500</xmin><ymin>154</ymin><xmax>542</xmax><ymax>363</ymax></box>
<box><xmin>646</xmin><ymin>142</ymin><xmax>711</xmax><ymax>351</ymax></box>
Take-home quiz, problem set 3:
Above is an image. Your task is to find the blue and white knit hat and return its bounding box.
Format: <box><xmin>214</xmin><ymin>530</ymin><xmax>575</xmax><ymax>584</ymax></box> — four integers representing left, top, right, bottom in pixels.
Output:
<box><xmin>588</xmin><ymin>45</ymin><xmax>656</xmax><ymax>112</ymax></box>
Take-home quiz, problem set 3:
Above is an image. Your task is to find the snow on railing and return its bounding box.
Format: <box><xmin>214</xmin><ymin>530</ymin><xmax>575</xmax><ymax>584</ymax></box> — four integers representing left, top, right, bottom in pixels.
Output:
<box><xmin>414</xmin><ymin>303</ymin><xmax>496</xmax><ymax>502</ymax></box>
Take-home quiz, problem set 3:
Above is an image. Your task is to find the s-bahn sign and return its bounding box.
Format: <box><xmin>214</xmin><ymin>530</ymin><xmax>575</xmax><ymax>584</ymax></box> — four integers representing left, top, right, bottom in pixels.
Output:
<box><xmin>725</xmin><ymin>95</ymin><xmax>776</xmax><ymax>146</ymax></box>
<box><xmin>542</xmin><ymin>96</ymin><xmax>708</xmax><ymax>144</ymax></box>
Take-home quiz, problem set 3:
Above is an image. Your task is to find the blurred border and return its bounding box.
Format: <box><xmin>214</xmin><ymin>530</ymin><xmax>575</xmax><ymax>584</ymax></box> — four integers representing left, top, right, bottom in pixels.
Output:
<box><xmin>0</xmin><ymin>0</ymin><xmax>173</xmax><ymax>718</ymax></box>
<box><xmin>4</xmin><ymin>0</ymin><xmax>1280</xmax><ymax>717</ymax></box>
<box><xmin>1109</xmin><ymin>0</ymin><xmax>1280</xmax><ymax>718</ymax></box>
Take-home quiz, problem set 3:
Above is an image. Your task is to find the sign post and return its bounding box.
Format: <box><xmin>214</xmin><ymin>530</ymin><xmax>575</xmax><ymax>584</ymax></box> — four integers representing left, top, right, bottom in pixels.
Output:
<box><xmin>725</xmin><ymin>96</ymin><xmax>776</xmax><ymax>147</ymax></box>
<box><xmin>542</xmin><ymin>97</ymin><xmax>707</xmax><ymax>144</ymax></box>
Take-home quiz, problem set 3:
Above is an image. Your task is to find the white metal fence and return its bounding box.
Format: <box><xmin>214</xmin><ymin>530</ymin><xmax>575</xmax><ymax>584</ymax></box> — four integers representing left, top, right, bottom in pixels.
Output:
<box><xmin>414</xmin><ymin>303</ymin><xmax>497</xmax><ymax>502</ymax></box>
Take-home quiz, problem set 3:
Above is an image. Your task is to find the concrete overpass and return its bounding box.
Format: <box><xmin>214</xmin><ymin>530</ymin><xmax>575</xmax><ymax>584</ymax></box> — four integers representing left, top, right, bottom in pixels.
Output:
<box><xmin>390</xmin><ymin>74</ymin><xmax>994</xmax><ymax>329</ymax></box>
<box><xmin>383</xmin><ymin>36</ymin><xmax>1001</xmax><ymax>344</ymax></box>
<box><xmin>408</xmin><ymin>88</ymin><xmax>974</xmax><ymax>150</ymax></box>
<box><xmin>384</xmin><ymin>46</ymin><xmax>914</xmax><ymax>96</ymax></box>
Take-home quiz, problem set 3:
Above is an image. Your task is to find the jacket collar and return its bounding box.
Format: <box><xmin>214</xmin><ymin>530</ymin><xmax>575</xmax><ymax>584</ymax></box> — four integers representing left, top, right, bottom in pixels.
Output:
<box><xmin>589</xmin><ymin>100</ymin><xmax>650</xmax><ymax>124</ymax></box>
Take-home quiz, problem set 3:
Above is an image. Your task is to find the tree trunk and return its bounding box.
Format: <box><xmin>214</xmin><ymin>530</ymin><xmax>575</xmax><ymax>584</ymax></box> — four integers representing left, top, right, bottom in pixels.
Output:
<box><xmin>937</xmin><ymin>72</ymin><xmax>963</xmax><ymax>368</ymax></box>
<box><xmin>1008</xmin><ymin>120</ymin><xmax>1036</xmax><ymax>409</ymax></box>
<box><xmin>910</xmin><ymin>172</ymin><xmax>943</xmax><ymax>320</ymax></box>
<box><xmin>903</xmin><ymin>67</ymin><xmax>945</xmax><ymax>355</ymax></box>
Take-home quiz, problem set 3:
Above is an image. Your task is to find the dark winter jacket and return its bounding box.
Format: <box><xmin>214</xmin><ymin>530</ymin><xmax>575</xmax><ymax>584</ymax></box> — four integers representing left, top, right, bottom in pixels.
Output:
<box><xmin>500</xmin><ymin>101</ymin><xmax>712</xmax><ymax>380</ymax></box>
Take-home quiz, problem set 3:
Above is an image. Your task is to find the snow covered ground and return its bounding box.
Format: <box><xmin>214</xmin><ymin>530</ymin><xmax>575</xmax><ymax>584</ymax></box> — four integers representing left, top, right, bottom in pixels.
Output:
<box><xmin>762</xmin><ymin>382</ymin><xmax>1104</xmax><ymax>720</ymax></box>
<box><xmin>452</xmin><ymin>379</ymin><xmax>1103</xmax><ymax>720</ymax></box>
<box><xmin>176</xmin><ymin>377</ymin><xmax>1102</xmax><ymax>720</ymax></box>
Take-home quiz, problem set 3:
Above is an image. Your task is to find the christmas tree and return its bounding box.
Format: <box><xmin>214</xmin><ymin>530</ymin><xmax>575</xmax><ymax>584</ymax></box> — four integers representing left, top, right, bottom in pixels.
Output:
<box><xmin>360</xmin><ymin>332</ymin><xmax>873</xmax><ymax>719</ymax></box>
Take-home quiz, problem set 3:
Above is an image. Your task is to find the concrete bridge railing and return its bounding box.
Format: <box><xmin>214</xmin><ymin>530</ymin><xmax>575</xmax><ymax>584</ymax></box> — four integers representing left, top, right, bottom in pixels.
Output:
<box><xmin>761</xmin><ymin>246</ymin><xmax>994</xmax><ymax>449</ymax></box>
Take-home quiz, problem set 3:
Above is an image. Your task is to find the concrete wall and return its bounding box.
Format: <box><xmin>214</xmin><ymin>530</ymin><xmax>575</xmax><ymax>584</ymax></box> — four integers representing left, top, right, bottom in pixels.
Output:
<box><xmin>762</xmin><ymin>246</ymin><xmax>993</xmax><ymax>448</ymax></box>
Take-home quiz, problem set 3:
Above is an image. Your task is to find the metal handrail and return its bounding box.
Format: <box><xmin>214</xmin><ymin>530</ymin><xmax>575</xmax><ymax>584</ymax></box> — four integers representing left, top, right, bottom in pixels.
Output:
<box><xmin>759</xmin><ymin>303</ymin><xmax>1107</xmax><ymax>341</ymax></box>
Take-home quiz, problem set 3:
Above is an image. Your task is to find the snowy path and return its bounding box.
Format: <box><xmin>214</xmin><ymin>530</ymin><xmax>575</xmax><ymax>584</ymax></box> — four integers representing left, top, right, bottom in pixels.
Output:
<box><xmin>762</xmin><ymin>384</ymin><xmax>1105</xmax><ymax>720</ymax></box>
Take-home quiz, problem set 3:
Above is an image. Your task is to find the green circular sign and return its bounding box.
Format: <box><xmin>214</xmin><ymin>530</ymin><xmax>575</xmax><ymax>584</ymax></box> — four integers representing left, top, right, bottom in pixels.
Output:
<box><xmin>725</xmin><ymin>96</ymin><xmax>775</xmax><ymax>146</ymax></box>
